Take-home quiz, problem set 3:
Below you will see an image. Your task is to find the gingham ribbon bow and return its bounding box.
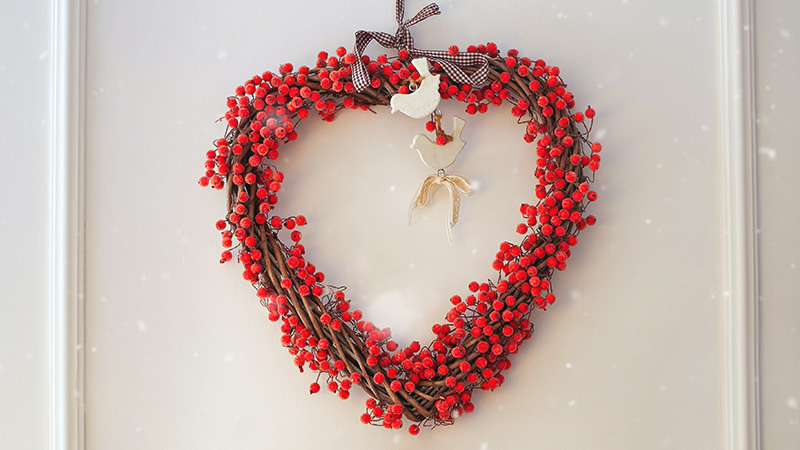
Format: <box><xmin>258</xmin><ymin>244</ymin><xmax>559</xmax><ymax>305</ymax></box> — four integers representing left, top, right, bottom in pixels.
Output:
<box><xmin>352</xmin><ymin>0</ymin><xmax>489</xmax><ymax>92</ymax></box>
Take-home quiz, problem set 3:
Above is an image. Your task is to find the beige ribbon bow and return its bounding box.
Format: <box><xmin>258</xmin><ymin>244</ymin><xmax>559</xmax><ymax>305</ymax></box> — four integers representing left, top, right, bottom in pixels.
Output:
<box><xmin>409</xmin><ymin>171</ymin><xmax>474</xmax><ymax>245</ymax></box>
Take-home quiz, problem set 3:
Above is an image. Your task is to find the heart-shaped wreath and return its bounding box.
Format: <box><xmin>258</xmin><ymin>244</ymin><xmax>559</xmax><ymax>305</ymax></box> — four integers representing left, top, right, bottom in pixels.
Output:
<box><xmin>199</xmin><ymin>0</ymin><xmax>601</xmax><ymax>435</ymax></box>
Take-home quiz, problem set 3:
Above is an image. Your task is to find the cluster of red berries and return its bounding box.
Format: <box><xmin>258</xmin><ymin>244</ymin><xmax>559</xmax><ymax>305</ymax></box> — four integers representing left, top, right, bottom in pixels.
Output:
<box><xmin>200</xmin><ymin>42</ymin><xmax>600</xmax><ymax>434</ymax></box>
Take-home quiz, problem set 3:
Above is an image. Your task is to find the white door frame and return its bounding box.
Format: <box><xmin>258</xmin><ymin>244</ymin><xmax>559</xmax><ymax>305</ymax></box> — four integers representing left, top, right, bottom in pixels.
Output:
<box><xmin>49</xmin><ymin>0</ymin><xmax>86</xmax><ymax>449</ymax></box>
<box><xmin>46</xmin><ymin>0</ymin><xmax>761</xmax><ymax>448</ymax></box>
<box><xmin>719</xmin><ymin>0</ymin><xmax>761</xmax><ymax>448</ymax></box>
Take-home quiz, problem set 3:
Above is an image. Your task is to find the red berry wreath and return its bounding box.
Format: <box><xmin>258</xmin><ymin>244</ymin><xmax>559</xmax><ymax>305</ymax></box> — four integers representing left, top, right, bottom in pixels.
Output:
<box><xmin>199</xmin><ymin>0</ymin><xmax>600</xmax><ymax>435</ymax></box>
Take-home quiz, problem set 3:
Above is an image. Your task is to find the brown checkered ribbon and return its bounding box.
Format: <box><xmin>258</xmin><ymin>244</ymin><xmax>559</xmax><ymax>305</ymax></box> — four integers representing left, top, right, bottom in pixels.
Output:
<box><xmin>351</xmin><ymin>0</ymin><xmax>489</xmax><ymax>92</ymax></box>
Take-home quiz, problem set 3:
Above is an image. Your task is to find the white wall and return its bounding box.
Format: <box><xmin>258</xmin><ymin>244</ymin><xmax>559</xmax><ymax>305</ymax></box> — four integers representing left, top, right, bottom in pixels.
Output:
<box><xmin>2</xmin><ymin>0</ymin><xmax>798</xmax><ymax>449</ymax></box>
<box><xmin>0</xmin><ymin>1</ymin><xmax>52</xmax><ymax>449</ymax></box>
<box><xmin>754</xmin><ymin>0</ymin><xmax>800</xmax><ymax>446</ymax></box>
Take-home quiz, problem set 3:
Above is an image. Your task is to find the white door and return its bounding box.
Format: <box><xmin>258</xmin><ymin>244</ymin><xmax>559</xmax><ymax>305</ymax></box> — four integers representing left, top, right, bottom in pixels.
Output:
<box><xmin>2</xmin><ymin>0</ymin><xmax>798</xmax><ymax>449</ymax></box>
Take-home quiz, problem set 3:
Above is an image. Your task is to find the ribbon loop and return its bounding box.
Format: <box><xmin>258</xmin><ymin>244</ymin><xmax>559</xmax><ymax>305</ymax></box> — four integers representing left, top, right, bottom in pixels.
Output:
<box><xmin>352</xmin><ymin>0</ymin><xmax>488</xmax><ymax>92</ymax></box>
<box><xmin>409</xmin><ymin>173</ymin><xmax>474</xmax><ymax>245</ymax></box>
<box><xmin>403</xmin><ymin>3</ymin><xmax>440</xmax><ymax>28</ymax></box>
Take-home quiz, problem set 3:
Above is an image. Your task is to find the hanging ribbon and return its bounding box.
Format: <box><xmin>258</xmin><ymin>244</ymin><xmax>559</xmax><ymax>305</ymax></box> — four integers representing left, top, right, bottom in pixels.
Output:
<box><xmin>352</xmin><ymin>0</ymin><xmax>489</xmax><ymax>92</ymax></box>
<box><xmin>409</xmin><ymin>172</ymin><xmax>474</xmax><ymax>245</ymax></box>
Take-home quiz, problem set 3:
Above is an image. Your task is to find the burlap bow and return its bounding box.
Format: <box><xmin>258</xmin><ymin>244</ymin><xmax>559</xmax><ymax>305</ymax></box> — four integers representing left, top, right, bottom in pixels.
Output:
<box><xmin>409</xmin><ymin>172</ymin><xmax>474</xmax><ymax>245</ymax></box>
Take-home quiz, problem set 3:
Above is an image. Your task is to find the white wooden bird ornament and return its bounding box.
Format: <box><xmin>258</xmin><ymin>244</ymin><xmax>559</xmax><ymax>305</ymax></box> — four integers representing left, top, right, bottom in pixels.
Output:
<box><xmin>408</xmin><ymin>114</ymin><xmax>474</xmax><ymax>245</ymax></box>
<box><xmin>412</xmin><ymin>116</ymin><xmax>466</xmax><ymax>170</ymax></box>
<box><xmin>390</xmin><ymin>57</ymin><xmax>441</xmax><ymax>119</ymax></box>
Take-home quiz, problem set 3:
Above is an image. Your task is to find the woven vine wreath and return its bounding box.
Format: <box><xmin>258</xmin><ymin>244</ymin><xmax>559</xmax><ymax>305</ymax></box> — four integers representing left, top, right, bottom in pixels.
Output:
<box><xmin>199</xmin><ymin>0</ymin><xmax>601</xmax><ymax>435</ymax></box>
